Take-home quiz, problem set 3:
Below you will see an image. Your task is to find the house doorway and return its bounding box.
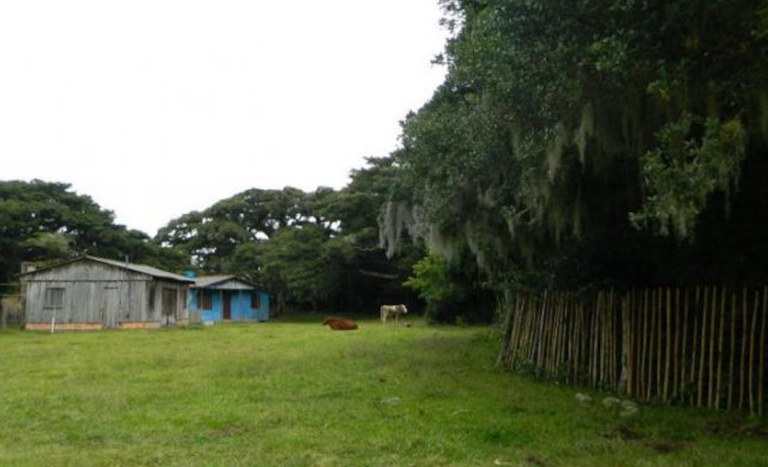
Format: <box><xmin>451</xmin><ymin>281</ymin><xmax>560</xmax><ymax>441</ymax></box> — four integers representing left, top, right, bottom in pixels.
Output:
<box><xmin>222</xmin><ymin>292</ymin><xmax>231</xmax><ymax>320</ymax></box>
<box><xmin>101</xmin><ymin>283</ymin><xmax>121</xmax><ymax>328</ymax></box>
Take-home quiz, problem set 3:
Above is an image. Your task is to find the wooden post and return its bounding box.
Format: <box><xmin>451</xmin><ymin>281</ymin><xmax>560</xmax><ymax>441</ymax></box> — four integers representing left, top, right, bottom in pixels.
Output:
<box><xmin>681</xmin><ymin>288</ymin><xmax>689</xmax><ymax>402</ymax></box>
<box><xmin>557</xmin><ymin>294</ymin><xmax>567</xmax><ymax>381</ymax></box>
<box><xmin>611</xmin><ymin>289</ymin><xmax>618</xmax><ymax>389</ymax></box>
<box><xmin>656</xmin><ymin>288</ymin><xmax>663</xmax><ymax>400</ymax></box>
<box><xmin>663</xmin><ymin>287</ymin><xmax>672</xmax><ymax>402</ymax></box>
<box><xmin>641</xmin><ymin>288</ymin><xmax>650</xmax><ymax>400</ymax></box>
<box><xmin>715</xmin><ymin>286</ymin><xmax>726</xmax><ymax>410</ymax></box>
<box><xmin>690</xmin><ymin>287</ymin><xmax>701</xmax><ymax>405</ymax></box>
<box><xmin>759</xmin><ymin>286</ymin><xmax>766</xmax><ymax>417</ymax></box>
<box><xmin>537</xmin><ymin>291</ymin><xmax>549</xmax><ymax>373</ymax></box>
<box><xmin>620</xmin><ymin>294</ymin><xmax>631</xmax><ymax>396</ymax></box>
<box><xmin>698</xmin><ymin>287</ymin><xmax>709</xmax><ymax>407</ymax></box>
<box><xmin>647</xmin><ymin>289</ymin><xmax>657</xmax><ymax>399</ymax></box>
<box><xmin>496</xmin><ymin>292</ymin><xmax>515</xmax><ymax>368</ymax></box>
<box><xmin>728</xmin><ymin>290</ymin><xmax>737</xmax><ymax>411</ymax></box>
<box><xmin>708</xmin><ymin>286</ymin><xmax>718</xmax><ymax>409</ymax></box>
<box><xmin>632</xmin><ymin>290</ymin><xmax>641</xmax><ymax>397</ymax></box>
<box><xmin>673</xmin><ymin>287</ymin><xmax>681</xmax><ymax>401</ymax></box>
<box><xmin>593</xmin><ymin>291</ymin><xmax>601</xmax><ymax>389</ymax></box>
<box><xmin>574</xmin><ymin>302</ymin><xmax>583</xmax><ymax>385</ymax></box>
<box><xmin>749</xmin><ymin>290</ymin><xmax>759</xmax><ymax>413</ymax></box>
<box><xmin>740</xmin><ymin>287</ymin><xmax>748</xmax><ymax>410</ymax></box>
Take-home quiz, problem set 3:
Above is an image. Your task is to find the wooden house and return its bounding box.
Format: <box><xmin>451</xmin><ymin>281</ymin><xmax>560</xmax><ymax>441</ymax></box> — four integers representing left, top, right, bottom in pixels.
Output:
<box><xmin>188</xmin><ymin>275</ymin><xmax>269</xmax><ymax>323</ymax></box>
<box><xmin>21</xmin><ymin>255</ymin><xmax>194</xmax><ymax>330</ymax></box>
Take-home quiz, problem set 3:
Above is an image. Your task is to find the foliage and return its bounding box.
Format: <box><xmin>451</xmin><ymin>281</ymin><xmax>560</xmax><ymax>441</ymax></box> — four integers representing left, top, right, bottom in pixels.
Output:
<box><xmin>156</xmin><ymin>163</ymin><xmax>421</xmax><ymax>314</ymax></box>
<box><xmin>259</xmin><ymin>224</ymin><xmax>353</xmax><ymax>312</ymax></box>
<box><xmin>382</xmin><ymin>0</ymin><xmax>768</xmax><ymax>294</ymax></box>
<box><xmin>155</xmin><ymin>187</ymin><xmax>312</xmax><ymax>274</ymax></box>
<box><xmin>0</xmin><ymin>180</ymin><xmax>184</xmax><ymax>289</ymax></box>
<box><xmin>630</xmin><ymin>115</ymin><xmax>747</xmax><ymax>238</ymax></box>
<box><xmin>405</xmin><ymin>252</ymin><xmax>494</xmax><ymax>323</ymax></box>
<box><xmin>1</xmin><ymin>323</ymin><xmax>767</xmax><ymax>465</ymax></box>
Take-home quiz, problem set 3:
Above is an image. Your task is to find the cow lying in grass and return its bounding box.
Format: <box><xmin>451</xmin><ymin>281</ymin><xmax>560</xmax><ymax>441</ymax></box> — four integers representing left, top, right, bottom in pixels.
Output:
<box><xmin>322</xmin><ymin>317</ymin><xmax>359</xmax><ymax>331</ymax></box>
<box><xmin>380</xmin><ymin>304</ymin><xmax>408</xmax><ymax>325</ymax></box>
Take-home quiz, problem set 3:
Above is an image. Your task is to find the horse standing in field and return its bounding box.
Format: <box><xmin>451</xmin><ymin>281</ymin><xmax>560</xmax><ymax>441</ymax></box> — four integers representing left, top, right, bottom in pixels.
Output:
<box><xmin>380</xmin><ymin>304</ymin><xmax>408</xmax><ymax>325</ymax></box>
<box><xmin>323</xmin><ymin>317</ymin><xmax>359</xmax><ymax>331</ymax></box>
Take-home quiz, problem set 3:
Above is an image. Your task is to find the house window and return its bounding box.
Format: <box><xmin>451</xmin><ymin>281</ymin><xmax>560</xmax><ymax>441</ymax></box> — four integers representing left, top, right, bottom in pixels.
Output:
<box><xmin>250</xmin><ymin>292</ymin><xmax>260</xmax><ymax>309</ymax></box>
<box><xmin>44</xmin><ymin>287</ymin><xmax>65</xmax><ymax>309</ymax></box>
<box><xmin>201</xmin><ymin>291</ymin><xmax>213</xmax><ymax>310</ymax></box>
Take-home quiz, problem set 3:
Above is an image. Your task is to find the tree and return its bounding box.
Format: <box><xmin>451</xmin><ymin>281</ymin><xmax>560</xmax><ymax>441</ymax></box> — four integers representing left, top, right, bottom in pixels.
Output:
<box><xmin>405</xmin><ymin>252</ymin><xmax>494</xmax><ymax>324</ymax></box>
<box><xmin>0</xmin><ymin>180</ymin><xmax>185</xmax><ymax>290</ymax></box>
<box><xmin>382</xmin><ymin>0</ymin><xmax>768</xmax><ymax>305</ymax></box>
<box><xmin>259</xmin><ymin>224</ymin><xmax>354</xmax><ymax>313</ymax></box>
<box><xmin>155</xmin><ymin>187</ymin><xmax>312</xmax><ymax>275</ymax></box>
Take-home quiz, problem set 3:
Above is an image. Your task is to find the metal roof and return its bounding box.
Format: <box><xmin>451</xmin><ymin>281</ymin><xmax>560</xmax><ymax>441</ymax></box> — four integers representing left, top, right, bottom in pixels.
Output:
<box><xmin>192</xmin><ymin>275</ymin><xmax>264</xmax><ymax>291</ymax></box>
<box><xmin>20</xmin><ymin>255</ymin><xmax>194</xmax><ymax>283</ymax></box>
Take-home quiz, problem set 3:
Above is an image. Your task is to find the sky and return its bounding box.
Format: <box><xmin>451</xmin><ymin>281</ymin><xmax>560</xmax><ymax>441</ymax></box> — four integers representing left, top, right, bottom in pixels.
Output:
<box><xmin>0</xmin><ymin>1</ymin><xmax>448</xmax><ymax>236</ymax></box>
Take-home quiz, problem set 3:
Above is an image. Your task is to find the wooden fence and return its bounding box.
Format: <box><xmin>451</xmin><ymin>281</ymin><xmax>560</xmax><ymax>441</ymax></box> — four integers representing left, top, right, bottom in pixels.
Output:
<box><xmin>496</xmin><ymin>286</ymin><xmax>768</xmax><ymax>415</ymax></box>
<box><xmin>0</xmin><ymin>294</ymin><xmax>24</xmax><ymax>328</ymax></box>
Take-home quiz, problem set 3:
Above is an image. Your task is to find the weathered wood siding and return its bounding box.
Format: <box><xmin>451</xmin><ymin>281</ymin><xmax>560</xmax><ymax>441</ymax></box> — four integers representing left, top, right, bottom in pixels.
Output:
<box><xmin>22</xmin><ymin>261</ymin><xmax>188</xmax><ymax>328</ymax></box>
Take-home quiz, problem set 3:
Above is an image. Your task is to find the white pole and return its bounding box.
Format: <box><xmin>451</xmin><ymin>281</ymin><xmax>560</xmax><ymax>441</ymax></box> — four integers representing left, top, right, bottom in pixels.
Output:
<box><xmin>50</xmin><ymin>309</ymin><xmax>56</xmax><ymax>334</ymax></box>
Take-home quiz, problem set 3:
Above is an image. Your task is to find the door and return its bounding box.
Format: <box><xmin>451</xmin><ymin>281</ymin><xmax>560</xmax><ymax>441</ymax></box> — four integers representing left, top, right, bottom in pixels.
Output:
<box><xmin>100</xmin><ymin>283</ymin><xmax>121</xmax><ymax>328</ymax></box>
<box><xmin>223</xmin><ymin>292</ymin><xmax>231</xmax><ymax>320</ymax></box>
<box><xmin>162</xmin><ymin>288</ymin><xmax>178</xmax><ymax>324</ymax></box>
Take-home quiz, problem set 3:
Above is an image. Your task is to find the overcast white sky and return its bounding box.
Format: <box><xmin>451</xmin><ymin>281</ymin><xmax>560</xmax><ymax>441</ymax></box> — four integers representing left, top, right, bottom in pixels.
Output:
<box><xmin>0</xmin><ymin>1</ymin><xmax>448</xmax><ymax>236</ymax></box>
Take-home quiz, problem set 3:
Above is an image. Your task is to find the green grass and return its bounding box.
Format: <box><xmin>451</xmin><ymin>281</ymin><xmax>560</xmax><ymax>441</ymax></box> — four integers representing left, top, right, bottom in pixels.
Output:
<box><xmin>1</xmin><ymin>318</ymin><xmax>767</xmax><ymax>466</ymax></box>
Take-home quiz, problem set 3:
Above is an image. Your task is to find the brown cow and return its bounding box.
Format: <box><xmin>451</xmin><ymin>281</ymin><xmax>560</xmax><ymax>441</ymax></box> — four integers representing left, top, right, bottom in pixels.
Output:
<box><xmin>322</xmin><ymin>317</ymin><xmax>359</xmax><ymax>331</ymax></box>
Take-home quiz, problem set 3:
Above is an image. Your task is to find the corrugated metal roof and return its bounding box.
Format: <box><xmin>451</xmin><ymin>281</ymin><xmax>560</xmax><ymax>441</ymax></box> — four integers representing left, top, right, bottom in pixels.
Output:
<box><xmin>20</xmin><ymin>255</ymin><xmax>194</xmax><ymax>283</ymax></box>
<box><xmin>91</xmin><ymin>256</ymin><xmax>194</xmax><ymax>283</ymax></box>
<box><xmin>193</xmin><ymin>275</ymin><xmax>237</xmax><ymax>288</ymax></box>
<box><xmin>192</xmin><ymin>275</ymin><xmax>264</xmax><ymax>291</ymax></box>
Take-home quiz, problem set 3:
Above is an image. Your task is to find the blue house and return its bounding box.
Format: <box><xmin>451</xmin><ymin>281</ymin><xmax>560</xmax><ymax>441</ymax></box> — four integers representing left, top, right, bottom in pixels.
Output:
<box><xmin>188</xmin><ymin>275</ymin><xmax>270</xmax><ymax>323</ymax></box>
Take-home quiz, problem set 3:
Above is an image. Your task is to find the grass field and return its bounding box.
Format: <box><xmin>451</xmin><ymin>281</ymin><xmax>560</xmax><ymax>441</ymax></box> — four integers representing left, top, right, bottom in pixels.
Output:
<box><xmin>1</xmin><ymin>317</ymin><xmax>767</xmax><ymax>466</ymax></box>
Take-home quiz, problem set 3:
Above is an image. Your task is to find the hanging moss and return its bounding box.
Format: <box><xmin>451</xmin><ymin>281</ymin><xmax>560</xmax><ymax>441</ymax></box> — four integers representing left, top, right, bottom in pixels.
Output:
<box><xmin>573</xmin><ymin>103</ymin><xmax>595</xmax><ymax>166</ymax></box>
<box><xmin>758</xmin><ymin>89</ymin><xmax>768</xmax><ymax>145</ymax></box>
<box><xmin>630</xmin><ymin>115</ymin><xmax>748</xmax><ymax>239</ymax></box>
<box><xmin>378</xmin><ymin>201</ymin><xmax>417</xmax><ymax>258</ymax></box>
<box><xmin>380</xmin><ymin>0</ymin><xmax>768</xmax><ymax>292</ymax></box>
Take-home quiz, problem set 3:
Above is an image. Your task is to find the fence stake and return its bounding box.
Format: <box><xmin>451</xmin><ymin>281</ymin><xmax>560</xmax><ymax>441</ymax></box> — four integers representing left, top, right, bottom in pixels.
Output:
<box><xmin>647</xmin><ymin>289</ymin><xmax>657</xmax><ymax>399</ymax></box>
<box><xmin>681</xmin><ymin>288</ymin><xmax>689</xmax><ymax>402</ymax></box>
<box><xmin>642</xmin><ymin>289</ymin><xmax>650</xmax><ymax>400</ymax></box>
<box><xmin>740</xmin><ymin>287</ymin><xmax>748</xmax><ymax>410</ymax></box>
<box><xmin>728</xmin><ymin>290</ymin><xmax>737</xmax><ymax>411</ymax></box>
<box><xmin>664</xmin><ymin>287</ymin><xmax>672</xmax><ymax>402</ymax></box>
<box><xmin>673</xmin><ymin>287</ymin><xmax>681</xmax><ymax>400</ymax></box>
<box><xmin>715</xmin><ymin>286</ymin><xmax>726</xmax><ymax>410</ymax></box>
<box><xmin>657</xmin><ymin>288</ymin><xmax>663</xmax><ymax>401</ymax></box>
<box><xmin>749</xmin><ymin>290</ymin><xmax>759</xmax><ymax>413</ymax></box>
<box><xmin>708</xmin><ymin>286</ymin><xmax>718</xmax><ymax>409</ymax></box>
<box><xmin>698</xmin><ymin>287</ymin><xmax>710</xmax><ymax>407</ymax></box>
<box><xmin>759</xmin><ymin>286</ymin><xmax>766</xmax><ymax>417</ymax></box>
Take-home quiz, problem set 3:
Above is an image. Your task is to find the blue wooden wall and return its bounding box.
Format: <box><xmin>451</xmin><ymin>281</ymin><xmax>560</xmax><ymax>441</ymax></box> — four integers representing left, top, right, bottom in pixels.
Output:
<box><xmin>188</xmin><ymin>289</ymin><xmax>269</xmax><ymax>322</ymax></box>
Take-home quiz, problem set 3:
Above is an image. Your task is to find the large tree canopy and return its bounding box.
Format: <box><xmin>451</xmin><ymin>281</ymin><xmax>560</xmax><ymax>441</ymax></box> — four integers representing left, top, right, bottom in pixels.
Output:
<box><xmin>0</xmin><ymin>180</ymin><xmax>184</xmax><ymax>290</ymax></box>
<box><xmin>382</xmin><ymin>0</ymin><xmax>768</xmax><ymax>292</ymax></box>
<box><xmin>156</xmin><ymin>176</ymin><xmax>419</xmax><ymax>314</ymax></box>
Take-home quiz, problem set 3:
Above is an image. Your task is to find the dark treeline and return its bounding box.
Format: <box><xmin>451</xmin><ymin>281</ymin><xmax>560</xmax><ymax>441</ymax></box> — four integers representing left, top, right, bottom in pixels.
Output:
<box><xmin>153</xmin><ymin>159</ymin><xmax>421</xmax><ymax>315</ymax></box>
<box><xmin>3</xmin><ymin>1</ymin><xmax>768</xmax><ymax>323</ymax></box>
<box><xmin>381</xmin><ymin>0</ymin><xmax>768</xmax><ymax>317</ymax></box>
<box><xmin>0</xmin><ymin>162</ymin><xmax>420</xmax><ymax>317</ymax></box>
<box><xmin>0</xmin><ymin>180</ymin><xmax>185</xmax><ymax>289</ymax></box>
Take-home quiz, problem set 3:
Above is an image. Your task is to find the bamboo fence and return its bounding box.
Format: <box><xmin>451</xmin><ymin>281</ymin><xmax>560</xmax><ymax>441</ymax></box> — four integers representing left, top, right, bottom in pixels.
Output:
<box><xmin>497</xmin><ymin>286</ymin><xmax>768</xmax><ymax>415</ymax></box>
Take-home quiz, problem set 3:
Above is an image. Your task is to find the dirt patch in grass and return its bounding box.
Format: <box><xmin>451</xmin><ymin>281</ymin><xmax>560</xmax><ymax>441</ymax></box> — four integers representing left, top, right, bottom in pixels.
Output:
<box><xmin>706</xmin><ymin>418</ymin><xmax>768</xmax><ymax>439</ymax></box>
<box><xmin>601</xmin><ymin>423</ymin><xmax>689</xmax><ymax>454</ymax></box>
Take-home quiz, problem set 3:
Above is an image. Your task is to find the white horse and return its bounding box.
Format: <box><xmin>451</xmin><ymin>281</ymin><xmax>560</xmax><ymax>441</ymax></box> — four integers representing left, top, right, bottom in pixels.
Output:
<box><xmin>380</xmin><ymin>304</ymin><xmax>408</xmax><ymax>325</ymax></box>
